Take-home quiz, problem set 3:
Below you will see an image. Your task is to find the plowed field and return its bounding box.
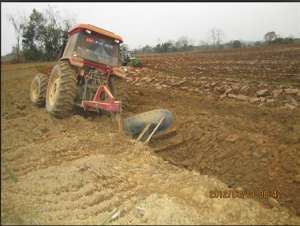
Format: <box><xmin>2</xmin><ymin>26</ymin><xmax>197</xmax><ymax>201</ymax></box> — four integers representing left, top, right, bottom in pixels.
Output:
<box><xmin>1</xmin><ymin>44</ymin><xmax>300</xmax><ymax>224</ymax></box>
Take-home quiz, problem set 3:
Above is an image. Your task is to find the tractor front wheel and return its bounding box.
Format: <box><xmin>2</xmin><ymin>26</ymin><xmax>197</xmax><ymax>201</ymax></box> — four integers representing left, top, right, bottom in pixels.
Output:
<box><xmin>46</xmin><ymin>61</ymin><xmax>77</xmax><ymax>118</ymax></box>
<box><xmin>30</xmin><ymin>73</ymin><xmax>48</xmax><ymax>107</ymax></box>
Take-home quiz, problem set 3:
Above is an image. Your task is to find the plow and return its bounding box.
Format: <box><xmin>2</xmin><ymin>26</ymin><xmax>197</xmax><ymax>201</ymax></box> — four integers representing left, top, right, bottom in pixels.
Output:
<box><xmin>30</xmin><ymin>23</ymin><xmax>173</xmax><ymax>142</ymax></box>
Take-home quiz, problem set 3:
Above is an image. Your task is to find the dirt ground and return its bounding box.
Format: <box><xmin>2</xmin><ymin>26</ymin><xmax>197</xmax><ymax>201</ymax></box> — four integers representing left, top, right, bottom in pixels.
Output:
<box><xmin>1</xmin><ymin>44</ymin><xmax>300</xmax><ymax>225</ymax></box>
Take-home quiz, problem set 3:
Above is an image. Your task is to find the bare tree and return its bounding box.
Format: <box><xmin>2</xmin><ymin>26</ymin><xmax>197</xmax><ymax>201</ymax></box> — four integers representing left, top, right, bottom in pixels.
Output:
<box><xmin>43</xmin><ymin>5</ymin><xmax>76</xmax><ymax>59</ymax></box>
<box><xmin>209</xmin><ymin>29</ymin><xmax>216</xmax><ymax>46</ymax></box>
<box><xmin>175</xmin><ymin>36</ymin><xmax>189</xmax><ymax>48</ymax></box>
<box><xmin>8</xmin><ymin>13</ymin><xmax>25</xmax><ymax>61</ymax></box>
<box><xmin>264</xmin><ymin>31</ymin><xmax>277</xmax><ymax>43</ymax></box>
<box><xmin>208</xmin><ymin>28</ymin><xmax>224</xmax><ymax>47</ymax></box>
<box><xmin>216</xmin><ymin>29</ymin><xmax>224</xmax><ymax>46</ymax></box>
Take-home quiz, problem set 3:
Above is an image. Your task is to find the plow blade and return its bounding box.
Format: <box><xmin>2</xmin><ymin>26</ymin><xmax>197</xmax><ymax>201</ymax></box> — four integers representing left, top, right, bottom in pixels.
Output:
<box><xmin>123</xmin><ymin>109</ymin><xmax>173</xmax><ymax>139</ymax></box>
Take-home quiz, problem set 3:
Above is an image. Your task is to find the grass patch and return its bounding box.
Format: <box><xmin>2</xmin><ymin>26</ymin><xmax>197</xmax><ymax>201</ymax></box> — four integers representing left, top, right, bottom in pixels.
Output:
<box><xmin>2</xmin><ymin>160</ymin><xmax>18</xmax><ymax>183</ymax></box>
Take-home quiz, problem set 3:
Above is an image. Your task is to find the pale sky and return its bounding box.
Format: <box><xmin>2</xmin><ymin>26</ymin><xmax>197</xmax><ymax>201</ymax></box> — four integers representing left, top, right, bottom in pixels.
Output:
<box><xmin>1</xmin><ymin>2</ymin><xmax>300</xmax><ymax>55</ymax></box>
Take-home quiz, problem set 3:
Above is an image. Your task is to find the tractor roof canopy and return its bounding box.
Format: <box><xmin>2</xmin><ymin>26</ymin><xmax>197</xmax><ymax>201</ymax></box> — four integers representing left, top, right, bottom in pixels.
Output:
<box><xmin>68</xmin><ymin>24</ymin><xmax>123</xmax><ymax>43</ymax></box>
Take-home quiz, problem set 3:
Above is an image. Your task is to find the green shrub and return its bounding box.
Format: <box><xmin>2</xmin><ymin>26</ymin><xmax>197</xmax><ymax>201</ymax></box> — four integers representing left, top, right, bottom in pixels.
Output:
<box><xmin>129</xmin><ymin>58</ymin><xmax>143</xmax><ymax>67</ymax></box>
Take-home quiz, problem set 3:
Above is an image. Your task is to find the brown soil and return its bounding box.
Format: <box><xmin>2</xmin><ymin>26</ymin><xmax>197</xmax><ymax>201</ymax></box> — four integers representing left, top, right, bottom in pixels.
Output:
<box><xmin>1</xmin><ymin>44</ymin><xmax>300</xmax><ymax>224</ymax></box>
<box><xmin>131</xmin><ymin>44</ymin><xmax>300</xmax><ymax>215</ymax></box>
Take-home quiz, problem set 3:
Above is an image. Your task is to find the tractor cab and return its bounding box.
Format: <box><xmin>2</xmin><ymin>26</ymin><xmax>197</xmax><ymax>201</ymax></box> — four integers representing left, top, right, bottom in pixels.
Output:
<box><xmin>62</xmin><ymin>24</ymin><xmax>123</xmax><ymax>70</ymax></box>
<box><xmin>30</xmin><ymin>23</ymin><xmax>127</xmax><ymax>119</ymax></box>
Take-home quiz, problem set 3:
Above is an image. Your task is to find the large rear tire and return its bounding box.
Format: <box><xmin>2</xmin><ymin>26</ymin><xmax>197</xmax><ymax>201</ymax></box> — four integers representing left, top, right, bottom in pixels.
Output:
<box><xmin>30</xmin><ymin>73</ymin><xmax>48</xmax><ymax>107</ymax></box>
<box><xmin>46</xmin><ymin>61</ymin><xmax>77</xmax><ymax>118</ymax></box>
<box><xmin>109</xmin><ymin>76</ymin><xmax>129</xmax><ymax>111</ymax></box>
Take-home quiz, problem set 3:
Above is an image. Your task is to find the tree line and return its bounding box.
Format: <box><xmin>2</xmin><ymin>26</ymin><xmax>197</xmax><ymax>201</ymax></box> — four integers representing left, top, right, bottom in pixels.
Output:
<box><xmin>132</xmin><ymin>29</ymin><xmax>299</xmax><ymax>54</ymax></box>
<box><xmin>7</xmin><ymin>6</ymin><xmax>74</xmax><ymax>62</ymax></box>
<box><xmin>5</xmin><ymin>7</ymin><xmax>299</xmax><ymax>62</ymax></box>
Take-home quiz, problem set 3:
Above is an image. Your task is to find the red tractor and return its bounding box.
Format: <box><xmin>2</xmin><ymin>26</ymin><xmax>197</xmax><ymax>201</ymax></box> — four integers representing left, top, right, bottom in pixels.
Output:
<box><xmin>30</xmin><ymin>24</ymin><xmax>128</xmax><ymax>118</ymax></box>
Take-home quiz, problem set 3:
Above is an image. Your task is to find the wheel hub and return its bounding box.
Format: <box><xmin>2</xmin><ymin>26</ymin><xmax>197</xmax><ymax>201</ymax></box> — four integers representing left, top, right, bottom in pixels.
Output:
<box><xmin>48</xmin><ymin>78</ymin><xmax>59</xmax><ymax>106</ymax></box>
<box><xmin>31</xmin><ymin>79</ymin><xmax>39</xmax><ymax>100</ymax></box>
